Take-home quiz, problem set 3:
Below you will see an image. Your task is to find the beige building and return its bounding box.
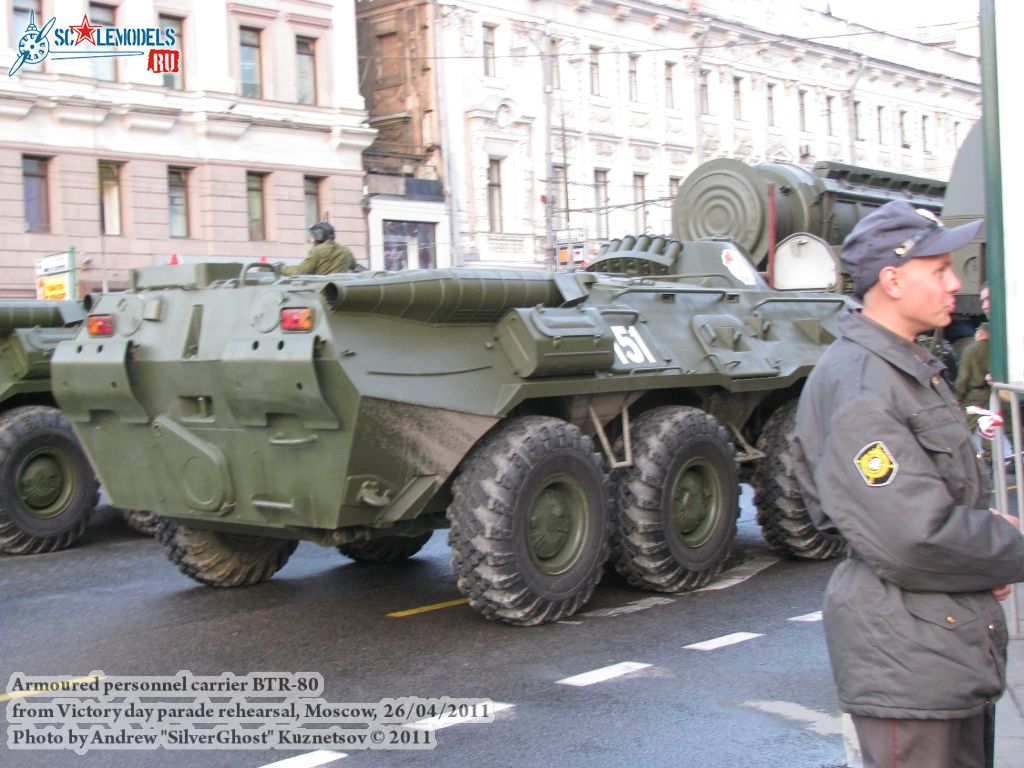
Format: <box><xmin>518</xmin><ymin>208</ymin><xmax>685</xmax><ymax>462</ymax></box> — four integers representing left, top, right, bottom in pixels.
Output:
<box><xmin>356</xmin><ymin>0</ymin><xmax>981</xmax><ymax>269</ymax></box>
<box><xmin>1</xmin><ymin>0</ymin><xmax>373</xmax><ymax>298</ymax></box>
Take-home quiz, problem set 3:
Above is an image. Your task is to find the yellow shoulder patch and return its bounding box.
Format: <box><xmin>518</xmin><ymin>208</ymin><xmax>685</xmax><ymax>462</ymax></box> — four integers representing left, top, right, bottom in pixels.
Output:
<box><xmin>854</xmin><ymin>441</ymin><xmax>899</xmax><ymax>487</ymax></box>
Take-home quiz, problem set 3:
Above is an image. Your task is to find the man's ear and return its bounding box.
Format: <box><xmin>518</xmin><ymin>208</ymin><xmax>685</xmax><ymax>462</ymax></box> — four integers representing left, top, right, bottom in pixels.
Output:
<box><xmin>876</xmin><ymin>265</ymin><xmax>902</xmax><ymax>298</ymax></box>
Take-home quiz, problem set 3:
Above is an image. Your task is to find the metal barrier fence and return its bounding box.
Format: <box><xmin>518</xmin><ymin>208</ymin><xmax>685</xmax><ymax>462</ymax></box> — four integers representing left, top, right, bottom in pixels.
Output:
<box><xmin>991</xmin><ymin>382</ymin><xmax>1023</xmax><ymax>638</ymax></box>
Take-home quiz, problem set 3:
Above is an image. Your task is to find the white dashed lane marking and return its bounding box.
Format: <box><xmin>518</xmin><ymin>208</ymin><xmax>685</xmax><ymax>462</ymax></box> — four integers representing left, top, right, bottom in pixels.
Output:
<box><xmin>258</xmin><ymin>750</ymin><xmax>347</xmax><ymax>767</ymax></box>
<box><xmin>684</xmin><ymin>631</ymin><xmax>764</xmax><ymax>651</ymax></box>
<box><xmin>406</xmin><ymin>702</ymin><xmax>515</xmax><ymax>731</ymax></box>
<box><xmin>556</xmin><ymin>662</ymin><xmax>652</xmax><ymax>687</ymax></box>
<box><xmin>788</xmin><ymin>610</ymin><xmax>823</xmax><ymax>622</ymax></box>
<box><xmin>740</xmin><ymin>700</ymin><xmax>843</xmax><ymax>736</ymax></box>
<box><xmin>580</xmin><ymin>596</ymin><xmax>675</xmax><ymax>618</ymax></box>
<box><xmin>692</xmin><ymin>553</ymin><xmax>780</xmax><ymax>592</ymax></box>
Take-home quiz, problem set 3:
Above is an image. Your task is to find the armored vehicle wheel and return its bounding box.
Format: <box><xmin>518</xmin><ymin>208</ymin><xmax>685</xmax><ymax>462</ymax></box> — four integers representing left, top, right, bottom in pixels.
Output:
<box><xmin>122</xmin><ymin>509</ymin><xmax>159</xmax><ymax>536</ymax></box>
<box><xmin>610</xmin><ymin>406</ymin><xmax>738</xmax><ymax>592</ymax></box>
<box><xmin>0</xmin><ymin>405</ymin><xmax>98</xmax><ymax>555</ymax></box>
<box><xmin>156</xmin><ymin>519</ymin><xmax>298</xmax><ymax>587</ymax></box>
<box><xmin>447</xmin><ymin>416</ymin><xmax>609</xmax><ymax>626</ymax></box>
<box><xmin>338</xmin><ymin>532</ymin><xmax>432</xmax><ymax>563</ymax></box>
<box><xmin>753</xmin><ymin>400</ymin><xmax>844</xmax><ymax>560</ymax></box>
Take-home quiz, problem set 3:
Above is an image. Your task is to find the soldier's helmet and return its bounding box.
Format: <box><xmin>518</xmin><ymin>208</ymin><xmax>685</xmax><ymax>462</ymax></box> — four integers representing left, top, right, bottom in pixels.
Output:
<box><xmin>309</xmin><ymin>221</ymin><xmax>335</xmax><ymax>244</ymax></box>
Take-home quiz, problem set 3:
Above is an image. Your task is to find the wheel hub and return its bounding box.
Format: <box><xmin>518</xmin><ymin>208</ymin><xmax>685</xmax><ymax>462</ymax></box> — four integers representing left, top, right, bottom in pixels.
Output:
<box><xmin>527</xmin><ymin>475</ymin><xmax>587</xmax><ymax>574</ymax></box>
<box><xmin>16</xmin><ymin>451</ymin><xmax>70</xmax><ymax>517</ymax></box>
<box><xmin>670</xmin><ymin>462</ymin><xmax>720</xmax><ymax>547</ymax></box>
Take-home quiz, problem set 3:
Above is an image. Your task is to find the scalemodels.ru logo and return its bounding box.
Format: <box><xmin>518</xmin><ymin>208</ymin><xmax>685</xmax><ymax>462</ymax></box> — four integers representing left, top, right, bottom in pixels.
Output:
<box><xmin>9</xmin><ymin>11</ymin><xmax>180</xmax><ymax>77</ymax></box>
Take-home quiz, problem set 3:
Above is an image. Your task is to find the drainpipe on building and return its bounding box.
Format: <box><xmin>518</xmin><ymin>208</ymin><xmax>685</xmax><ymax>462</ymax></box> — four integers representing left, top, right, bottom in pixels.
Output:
<box><xmin>692</xmin><ymin>23</ymin><xmax>710</xmax><ymax>167</ymax></box>
<box><xmin>544</xmin><ymin>33</ymin><xmax>556</xmax><ymax>270</ymax></box>
<box><xmin>433</xmin><ymin>1</ymin><xmax>464</xmax><ymax>266</ymax></box>
<box><xmin>847</xmin><ymin>55</ymin><xmax>868</xmax><ymax>164</ymax></box>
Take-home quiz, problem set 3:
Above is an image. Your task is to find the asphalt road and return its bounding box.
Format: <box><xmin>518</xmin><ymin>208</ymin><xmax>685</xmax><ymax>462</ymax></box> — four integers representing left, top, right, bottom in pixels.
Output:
<box><xmin>2</xmin><ymin>489</ymin><xmax>851</xmax><ymax>768</ymax></box>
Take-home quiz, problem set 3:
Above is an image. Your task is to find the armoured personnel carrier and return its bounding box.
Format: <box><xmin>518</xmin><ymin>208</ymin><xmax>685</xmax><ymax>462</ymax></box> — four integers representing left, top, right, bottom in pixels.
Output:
<box><xmin>53</xmin><ymin>242</ymin><xmax>852</xmax><ymax>624</ymax></box>
<box><xmin>0</xmin><ymin>300</ymin><xmax>99</xmax><ymax>554</ymax></box>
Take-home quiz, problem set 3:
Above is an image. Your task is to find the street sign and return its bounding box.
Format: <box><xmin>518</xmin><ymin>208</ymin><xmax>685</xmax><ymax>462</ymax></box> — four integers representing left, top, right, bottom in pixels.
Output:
<box><xmin>34</xmin><ymin>249</ymin><xmax>76</xmax><ymax>300</ymax></box>
<box><xmin>36</xmin><ymin>251</ymin><xmax>72</xmax><ymax>276</ymax></box>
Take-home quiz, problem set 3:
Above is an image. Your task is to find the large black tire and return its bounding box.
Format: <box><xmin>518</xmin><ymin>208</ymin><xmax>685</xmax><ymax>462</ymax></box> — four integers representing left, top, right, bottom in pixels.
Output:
<box><xmin>338</xmin><ymin>532</ymin><xmax>432</xmax><ymax>563</ymax></box>
<box><xmin>155</xmin><ymin>518</ymin><xmax>299</xmax><ymax>587</ymax></box>
<box><xmin>753</xmin><ymin>400</ymin><xmax>844</xmax><ymax>560</ymax></box>
<box><xmin>610</xmin><ymin>406</ymin><xmax>739</xmax><ymax>592</ymax></box>
<box><xmin>0</xmin><ymin>405</ymin><xmax>99</xmax><ymax>555</ymax></box>
<box><xmin>122</xmin><ymin>509</ymin><xmax>159</xmax><ymax>537</ymax></box>
<box><xmin>447</xmin><ymin>416</ymin><xmax>610</xmax><ymax>626</ymax></box>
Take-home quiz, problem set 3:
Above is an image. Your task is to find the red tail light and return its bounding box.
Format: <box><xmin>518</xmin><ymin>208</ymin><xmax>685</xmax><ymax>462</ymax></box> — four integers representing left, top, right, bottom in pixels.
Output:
<box><xmin>87</xmin><ymin>315</ymin><xmax>114</xmax><ymax>336</ymax></box>
<box><xmin>280</xmin><ymin>307</ymin><xmax>314</xmax><ymax>332</ymax></box>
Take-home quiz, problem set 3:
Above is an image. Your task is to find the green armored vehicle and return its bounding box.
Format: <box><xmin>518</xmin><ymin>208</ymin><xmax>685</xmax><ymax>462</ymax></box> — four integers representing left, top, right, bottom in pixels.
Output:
<box><xmin>0</xmin><ymin>300</ymin><xmax>99</xmax><ymax>554</ymax></box>
<box><xmin>53</xmin><ymin>241</ymin><xmax>852</xmax><ymax>624</ymax></box>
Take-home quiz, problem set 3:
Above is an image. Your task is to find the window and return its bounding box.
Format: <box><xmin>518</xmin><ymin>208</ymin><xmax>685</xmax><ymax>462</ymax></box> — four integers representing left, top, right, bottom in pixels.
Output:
<box><xmin>628</xmin><ymin>55</ymin><xmax>639</xmax><ymax>102</ymax></box>
<box><xmin>90</xmin><ymin>3</ymin><xmax>116</xmax><ymax>81</ymax></box>
<box><xmin>550</xmin><ymin>37</ymin><xmax>561</xmax><ymax>89</ymax></box>
<box><xmin>594</xmin><ymin>170</ymin><xmax>609</xmax><ymax>240</ymax></box>
<box><xmin>589</xmin><ymin>47</ymin><xmax>601</xmax><ymax>96</ymax></box>
<box><xmin>921</xmin><ymin>115</ymin><xmax>930</xmax><ymax>153</ymax></box>
<box><xmin>953</xmin><ymin>121</ymin><xmax>961</xmax><ymax>147</ymax></box>
<box><xmin>551</xmin><ymin>165</ymin><xmax>568</xmax><ymax>230</ymax></box>
<box><xmin>22</xmin><ymin>155</ymin><xmax>49</xmax><ymax>233</ymax></box>
<box><xmin>168</xmin><ymin>167</ymin><xmax>189</xmax><ymax>238</ymax></box>
<box><xmin>12</xmin><ymin>0</ymin><xmax>40</xmax><ymax>46</ymax></box>
<box><xmin>383</xmin><ymin>221</ymin><xmax>436</xmax><ymax>270</ymax></box>
<box><xmin>240</xmin><ymin>26</ymin><xmax>262</xmax><ymax>98</ymax></box>
<box><xmin>766</xmin><ymin>83</ymin><xmax>775</xmax><ymax>126</ymax></box>
<box><xmin>633</xmin><ymin>173</ymin><xmax>646</xmax><ymax>232</ymax></box>
<box><xmin>877</xmin><ymin>106</ymin><xmax>887</xmax><ymax>144</ymax></box>
<box><xmin>699</xmin><ymin>70</ymin><xmax>710</xmax><ymax>115</ymax></box>
<box><xmin>376</xmin><ymin>32</ymin><xmax>402</xmax><ymax>82</ymax></box>
<box><xmin>159</xmin><ymin>14</ymin><xmax>184</xmax><ymax>89</ymax></box>
<box><xmin>798</xmin><ymin>89</ymin><xmax>808</xmax><ymax>132</ymax></box>
<box><xmin>899</xmin><ymin>110</ymin><xmax>909</xmax><ymax>148</ymax></box>
<box><xmin>98</xmin><ymin>162</ymin><xmax>122</xmax><ymax>236</ymax></box>
<box><xmin>483</xmin><ymin>24</ymin><xmax>496</xmax><ymax>77</ymax></box>
<box><xmin>487</xmin><ymin>159</ymin><xmax>503</xmax><ymax>233</ymax></box>
<box><xmin>733</xmin><ymin>77</ymin><xmax>743</xmax><ymax>120</ymax></box>
<box><xmin>853</xmin><ymin>100</ymin><xmax>862</xmax><ymax>140</ymax></box>
<box><xmin>296</xmin><ymin>37</ymin><xmax>317</xmax><ymax>105</ymax></box>
<box><xmin>825</xmin><ymin>95</ymin><xmax>835</xmax><ymax>136</ymax></box>
<box><xmin>669</xmin><ymin>176</ymin><xmax>681</xmax><ymax>197</ymax></box>
<box><xmin>303</xmin><ymin>176</ymin><xmax>322</xmax><ymax>230</ymax></box>
<box><xmin>246</xmin><ymin>172</ymin><xmax>267</xmax><ymax>240</ymax></box>
<box><xmin>664</xmin><ymin>62</ymin><xmax>675</xmax><ymax>109</ymax></box>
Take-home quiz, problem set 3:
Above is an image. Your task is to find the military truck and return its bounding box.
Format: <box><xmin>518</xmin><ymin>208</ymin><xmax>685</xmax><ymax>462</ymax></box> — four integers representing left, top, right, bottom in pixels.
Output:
<box><xmin>52</xmin><ymin>239</ymin><xmax>850</xmax><ymax>625</ymax></box>
<box><xmin>0</xmin><ymin>300</ymin><xmax>99</xmax><ymax>554</ymax></box>
<box><xmin>672</xmin><ymin>135</ymin><xmax>985</xmax><ymax>333</ymax></box>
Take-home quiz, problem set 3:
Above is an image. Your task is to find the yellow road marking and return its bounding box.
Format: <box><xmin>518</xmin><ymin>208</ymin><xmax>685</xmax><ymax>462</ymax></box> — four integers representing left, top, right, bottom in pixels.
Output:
<box><xmin>0</xmin><ymin>674</ymin><xmax>106</xmax><ymax>702</ymax></box>
<box><xmin>388</xmin><ymin>598</ymin><xmax>469</xmax><ymax>618</ymax></box>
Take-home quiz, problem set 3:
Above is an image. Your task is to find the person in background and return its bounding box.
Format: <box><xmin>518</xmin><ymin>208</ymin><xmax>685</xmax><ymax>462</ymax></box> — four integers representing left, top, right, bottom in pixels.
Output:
<box><xmin>955</xmin><ymin>316</ymin><xmax>991</xmax><ymax>432</ymax></box>
<box><xmin>281</xmin><ymin>221</ymin><xmax>355</xmax><ymax>276</ymax></box>
<box><xmin>793</xmin><ymin>202</ymin><xmax>1024</xmax><ymax>768</ymax></box>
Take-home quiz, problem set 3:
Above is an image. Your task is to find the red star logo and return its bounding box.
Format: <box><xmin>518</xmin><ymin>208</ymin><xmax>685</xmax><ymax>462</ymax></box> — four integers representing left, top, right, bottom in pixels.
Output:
<box><xmin>69</xmin><ymin>15</ymin><xmax>100</xmax><ymax>46</ymax></box>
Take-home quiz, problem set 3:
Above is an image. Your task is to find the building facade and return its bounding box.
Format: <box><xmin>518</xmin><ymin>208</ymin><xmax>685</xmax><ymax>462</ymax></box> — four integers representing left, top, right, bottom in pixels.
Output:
<box><xmin>1</xmin><ymin>0</ymin><xmax>373</xmax><ymax>298</ymax></box>
<box><xmin>356</xmin><ymin>0</ymin><xmax>981</xmax><ymax>269</ymax></box>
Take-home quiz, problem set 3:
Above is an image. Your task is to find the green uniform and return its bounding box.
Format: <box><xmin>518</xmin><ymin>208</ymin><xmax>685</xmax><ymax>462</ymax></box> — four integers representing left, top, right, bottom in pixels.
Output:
<box><xmin>281</xmin><ymin>241</ymin><xmax>355</xmax><ymax>276</ymax></box>
<box><xmin>954</xmin><ymin>338</ymin><xmax>990</xmax><ymax>430</ymax></box>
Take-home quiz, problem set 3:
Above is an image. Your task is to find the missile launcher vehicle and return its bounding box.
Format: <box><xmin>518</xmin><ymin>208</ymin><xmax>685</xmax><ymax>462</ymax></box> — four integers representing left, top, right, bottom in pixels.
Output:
<box><xmin>53</xmin><ymin>240</ymin><xmax>852</xmax><ymax>624</ymax></box>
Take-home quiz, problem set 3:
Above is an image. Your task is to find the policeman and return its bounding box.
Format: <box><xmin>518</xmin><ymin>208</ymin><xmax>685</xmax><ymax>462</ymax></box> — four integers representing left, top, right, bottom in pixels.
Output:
<box><xmin>281</xmin><ymin>221</ymin><xmax>356</xmax><ymax>276</ymax></box>
<box><xmin>792</xmin><ymin>201</ymin><xmax>1024</xmax><ymax>768</ymax></box>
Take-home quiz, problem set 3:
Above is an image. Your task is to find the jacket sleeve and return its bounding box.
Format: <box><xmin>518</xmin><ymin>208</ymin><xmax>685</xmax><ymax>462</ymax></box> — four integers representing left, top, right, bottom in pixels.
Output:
<box><xmin>280</xmin><ymin>252</ymin><xmax>320</xmax><ymax>276</ymax></box>
<box><xmin>810</xmin><ymin>394</ymin><xmax>1024</xmax><ymax>592</ymax></box>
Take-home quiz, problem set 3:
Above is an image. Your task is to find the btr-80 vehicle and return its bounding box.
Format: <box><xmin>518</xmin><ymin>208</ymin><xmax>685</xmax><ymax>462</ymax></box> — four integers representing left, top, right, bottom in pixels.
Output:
<box><xmin>0</xmin><ymin>300</ymin><xmax>99</xmax><ymax>554</ymax></box>
<box><xmin>53</xmin><ymin>238</ymin><xmax>850</xmax><ymax>624</ymax></box>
